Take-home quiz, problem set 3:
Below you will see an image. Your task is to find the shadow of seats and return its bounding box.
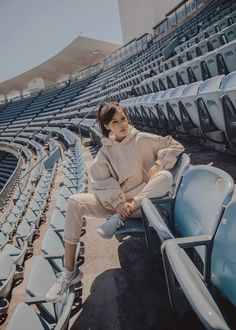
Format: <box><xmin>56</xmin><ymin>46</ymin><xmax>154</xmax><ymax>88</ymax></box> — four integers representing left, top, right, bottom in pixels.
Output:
<box><xmin>71</xmin><ymin>237</ymin><xmax>204</xmax><ymax>330</ymax></box>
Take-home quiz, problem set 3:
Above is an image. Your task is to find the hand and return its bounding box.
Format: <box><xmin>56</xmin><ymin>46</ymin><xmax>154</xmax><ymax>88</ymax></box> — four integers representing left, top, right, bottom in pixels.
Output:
<box><xmin>116</xmin><ymin>202</ymin><xmax>131</xmax><ymax>219</ymax></box>
<box><xmin>148</xmin><ymin>163</ymin><xmax>161</xmax><ymax>178</ymax></box>
<box><xmin>126</xmin><ymin>199</ymin><xmax>140</xmax><ymax>213</ymax></box>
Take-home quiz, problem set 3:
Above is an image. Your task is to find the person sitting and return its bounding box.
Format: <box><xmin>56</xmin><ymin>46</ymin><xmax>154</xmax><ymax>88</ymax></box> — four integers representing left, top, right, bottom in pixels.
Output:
<box><xmin>46</xmin><ymin>101</ymin><xmax>184</xmax><ymax>302</ymax></box>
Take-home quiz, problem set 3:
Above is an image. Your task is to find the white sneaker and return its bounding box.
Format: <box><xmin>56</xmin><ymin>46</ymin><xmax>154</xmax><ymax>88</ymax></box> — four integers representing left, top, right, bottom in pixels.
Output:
<box><xmin>46</xmin><ymin>267</ymin><xmax>83</xmax><ymax>302</ymax></box>
<box><xmin>96</xmin><ymin>214</ymin><xmax>124</xmax><ymax>239</ymax></box>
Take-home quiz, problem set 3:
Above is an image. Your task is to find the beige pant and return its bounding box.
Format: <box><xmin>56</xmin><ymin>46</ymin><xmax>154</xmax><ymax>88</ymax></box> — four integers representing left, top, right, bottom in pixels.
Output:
<box><xmin>64</xmin><ymin>170</ymin><xmax>172</xmax><ymax>244</ymax></box>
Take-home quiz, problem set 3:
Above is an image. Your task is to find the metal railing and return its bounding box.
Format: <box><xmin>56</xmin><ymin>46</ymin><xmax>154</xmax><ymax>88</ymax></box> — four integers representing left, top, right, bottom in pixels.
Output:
<box><xmin>0</xmin><ymin>144</ymin><xmax>23</xmax><ymax>208</ymax></box>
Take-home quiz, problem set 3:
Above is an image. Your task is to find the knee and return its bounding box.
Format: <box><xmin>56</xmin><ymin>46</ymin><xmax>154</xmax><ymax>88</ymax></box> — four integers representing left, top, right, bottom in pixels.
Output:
<box><xmin>152</xmin><ymin>170</ymin><xmax>173</xmax><ymax>194</ymax></box>
<box><xmin>67</xmin><ymin>195</ymin><xmax>82</xmax><ymax>211</ymax></box>
<box><xmin>152</xmin><ymin>170</ymin><xmax>173</xmax><ymax>184</ymax></box>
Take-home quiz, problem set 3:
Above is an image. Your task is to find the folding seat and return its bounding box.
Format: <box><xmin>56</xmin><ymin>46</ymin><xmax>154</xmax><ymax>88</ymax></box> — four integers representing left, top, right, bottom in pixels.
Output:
<box><xmin>128</xmin><ymin>97</ymin><xmax>145</xmax><ymax>127</ymax></box>
<box><xmin>154</xmin><ymin>72</ymin><xmax>169</xmax><ymax>90</ymax></box>
<box><xmin>1</xmin><ymin>221</ymin><xmax>16</xmax><ymax>239</ymax></box>
<box><xmin>186</xmin><ymin>56</ymin><xmax>205</xmax><ymax>82</ymax></box>
<box><xmin>174</xmin><ymin>45</ymin><xmax>183</xmax><ymax>54</ymax></box>
<box><xmin>24</xmin><ymin>207</ymin><xmax>43</xmax><ymax>228</ymax></box>
<box><xmin>25</xmin><ymin>256</ymin><xmax>79</xmax><ymax>323</ymax></box>
<box><xmin>232</xmin><ymin>10</ymin><xmax>236</xmax><ymax>23</ymax></box>
<box><xmin>144</xmin><ymin>92</ymin><xmax>169</xmax><ymax>132</ymax></box>
<box><xmin>16</xmin><ymin>219</ymin><xmax>35</xmax><ymax>246</ymax></box>
<box><xmin>6</xmin><ymin>295</ymin><xmax>75</xmax><ymax>330</ymax></box>
<box><xmin>41</xmin><ymin>229</ymin><xmax>84</xmax><ymax>271</ymax></box>
<box><xmin>145</xmin><ymin>77</ymin><xmax>159</xmax><ymax>93</ymax></box>
<box><xmin>207</xmin><ymin>32</ymin><xmax>223</xmax><ymax>51</ymax></box>
<box><xmin>2</xmin><ymin>240</ymin><xmax>28</xmax><ymax>266</ymax></box>
<box><xmin>141</xmin><ymin>165</ymin><xmax>234</xmax><ymax>257</ymax></box>
<box><xmin>217</xmin><ymin>15</ymin><xmax>231</xmax><ymax>31</ymax></box>
<box><xmin>216</xmin><ymin>40</ymin><xmax>236</xmax><ymax>74</ymax></box>
<box><xmin>219</xmin><ymin>22</ymin><xmax>236</xmax><ymax>43</ymax></box>
<box><xmin>157</xmin><ymin>89</ymin><xmax>174</xmax><ymax>121</ymax></box>
<box><xmin>63</xmin><ymin>177</ymin><xmax>78</xmax><ymax>189</ymax></box>
<box><xmin>178</xmin><ymin>81</ymin><xmax>203</xmax><ymax>133</ymax></box>
<box><xmin>50</xmin><ymin>209</ymin><xmax>66</xmax><ymax>233</ymax></box>
<box><xmin>56</xmin><ymin>195</ymin><xmax>68</xmax><ymax>213</ymax></box>
<box><xmin>196</xmin><ymin>30</ymin><xmax>207</xmax><ymax>42</ymax></box>
<box><xmin>115</xmin><ymin>153</ymin><xmax>190</xmax><ymax>242</ymax></box>
<box><xmin>60</xmin><ymin>185</ymin><xmax>77</xmax><ymax>199</ymax></box>
<box><xmin>165</xmin><ymin>85</ymin><xmax>187</xmax><ymax>131</ymax></box>
<box><xmin>174</xmin><ymin>62</ymin><xmax>191</xmax><ymax>85</ymax></box>
<box><xmin>0</xmin><ymin>252</ymin><xmax>16</xmax><ymax>314</ymax></box>
<box><xmin>138</xmin><ymin>94</ymin><xmax>156</xmax><ymax>128</ymax></box>
<box><xmin>0</xmin><ymin>232</ymin><xmax>9</xmax><ymax>250</ymax></box>
<box><xmin>220</xmin><ymin>70</ymin><xmax>236</xmax><ymax>146</ymax></box>
<box><xmin>161</xmin><ymin>200</ymin><xmax>236</xmax><ymax>330</ymax></box>
<box><xmin>196</xmin><ymin>75</ymin><xmax>226</xmax><ymax>142</ymax></box>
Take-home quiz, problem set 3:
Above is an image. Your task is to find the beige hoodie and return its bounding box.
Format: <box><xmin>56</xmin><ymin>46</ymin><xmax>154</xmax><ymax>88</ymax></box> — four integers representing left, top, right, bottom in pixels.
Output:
<box><xmin>90</xmin><ymin>126</ymin><xmax>184</xmax><ymax>210</ymax></box>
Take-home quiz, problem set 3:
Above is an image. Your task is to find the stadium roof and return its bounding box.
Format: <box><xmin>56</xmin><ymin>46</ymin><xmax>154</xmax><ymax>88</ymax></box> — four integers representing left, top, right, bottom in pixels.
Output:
<box><xmin>0</xmin><ymin>36</ymin><xmax>120</xmax><ymax>95</ymax></box>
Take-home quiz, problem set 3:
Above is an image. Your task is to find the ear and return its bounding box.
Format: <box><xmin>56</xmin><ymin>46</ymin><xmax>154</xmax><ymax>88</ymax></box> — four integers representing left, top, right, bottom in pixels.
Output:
<box><xmin>104</xmin><ymin>123</ymin><xmax>110</xmax><ymax>130</ymax></box>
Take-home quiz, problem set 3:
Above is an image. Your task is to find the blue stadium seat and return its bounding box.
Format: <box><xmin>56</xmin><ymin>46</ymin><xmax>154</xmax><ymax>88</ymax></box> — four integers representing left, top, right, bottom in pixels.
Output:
<box><xmin>161</xmin><ymin>200</ymin><xmax>236</xmax><ymax>329</ymax></box>
<box><xmin>115</xmin><ymin>153</ymin><xmax>190</xmax><ymax>242</ymax></box>
<box><xmin>141</xmin><ymin>165</ymin><xmax>234</xmax><ymax>258</ymax></box>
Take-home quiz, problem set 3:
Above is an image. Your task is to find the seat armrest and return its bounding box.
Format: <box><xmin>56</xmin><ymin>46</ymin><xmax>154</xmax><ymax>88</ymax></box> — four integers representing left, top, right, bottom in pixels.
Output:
<box><xmin>141</xmin><ymin>197</ymin><xmax>174</xmax><ymax>242</ymax></box>
<box><xmin>168</xmin><ymin>235</ymin><xmax>212</xmax><ymax>249</ymax></box>
<box><xmin>25</xmin><ymin>296</ymin><xmax>48</xmax><ymax>305</ymax></box>
<box><xmin>41</xmin><ymin>254</ymin><xmax>63</xmax><ymax>259</ymax></box>
<box><xmin>161</xmin><ymin>239</ymin><xmax>230</xmax><ymax>330</ymax></box>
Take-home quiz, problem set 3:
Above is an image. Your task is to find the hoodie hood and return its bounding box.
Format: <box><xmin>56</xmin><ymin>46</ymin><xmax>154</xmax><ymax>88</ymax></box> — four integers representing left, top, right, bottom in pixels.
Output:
<box><xmin>101</xmin><ymin>125</ymin><xmax>139</xmax><ymax>146</ymax></box>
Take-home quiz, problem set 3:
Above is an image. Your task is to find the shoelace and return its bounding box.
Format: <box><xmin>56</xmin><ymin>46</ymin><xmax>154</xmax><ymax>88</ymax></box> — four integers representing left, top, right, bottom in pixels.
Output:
<box><xmin>118</xmin><ymin>219</ymin><xmax>124</xmax><ymax>227</ymax></box>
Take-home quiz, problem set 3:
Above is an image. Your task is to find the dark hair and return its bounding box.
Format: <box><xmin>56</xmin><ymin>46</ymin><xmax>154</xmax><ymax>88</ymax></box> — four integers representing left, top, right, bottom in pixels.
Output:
<box><xmin>97</xmin><ymin>102</ymin><xmax>129</xmax><ymax>137</ymax></box>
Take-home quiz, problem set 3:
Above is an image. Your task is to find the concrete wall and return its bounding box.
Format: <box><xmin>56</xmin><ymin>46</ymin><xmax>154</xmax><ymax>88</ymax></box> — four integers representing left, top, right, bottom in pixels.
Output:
<box><xmin>118</xmin><ymin>0</ymin><xmax>180</xmax><ymax>43</ymax></box>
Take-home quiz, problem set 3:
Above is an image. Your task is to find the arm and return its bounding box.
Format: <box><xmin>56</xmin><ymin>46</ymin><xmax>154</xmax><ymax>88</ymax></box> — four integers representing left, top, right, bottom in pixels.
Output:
<box><xmin>154</xmin><ymin>135</ymin><xmax>184</xmax><ymax>170</ymax></box>
<box><xmin>89</xmin><ymin>150</ymin><xmax>125</xmax><ymax>210</ymax></box>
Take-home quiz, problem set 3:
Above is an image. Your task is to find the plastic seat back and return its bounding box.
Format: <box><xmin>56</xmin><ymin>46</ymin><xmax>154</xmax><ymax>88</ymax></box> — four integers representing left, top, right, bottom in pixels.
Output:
<box><xmin>0</xmin><ymin>252</ymin><xmax>16</xmax><ymax>298</ymax></box>
<box><xmin>181</xmin><ymin>81</ymin><xmax>203</xmax><ymax>127</ymax></box>
<box><xmin>170</xmin><ymin>153</ymin><xmax>191</xmax><ymax>198</ymax></box>
<box><xmin>26</xmin><ymin>256</ymin><xmax>57</xmax><ymax>319</ymax></box>
<box><xmin>211</xmin><ymin>201</ymin><xmax>236</xmax><ymax>307</ymax></box>
<box><xmin>174</xmin><ymin>165</ymin><xmax>234</xmax><ymax>238</ymax></box>
<box><xmin>7</xmin><ymin>303</ymin><xmax>44</xmax><ymax>330</ymax></box>
<box><xmin>198</xmin><ymin>75</ymin><xmax>225</xmax><ymax>131</ymax></box>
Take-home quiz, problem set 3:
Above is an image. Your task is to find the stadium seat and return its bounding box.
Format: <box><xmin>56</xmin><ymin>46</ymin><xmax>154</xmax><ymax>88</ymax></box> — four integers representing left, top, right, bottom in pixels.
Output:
<box><xmin>115</xmin><ymin>153</ymin><xmax>190</xmax><ymax>241</ymax></box>
<box><xmin>41</xmin><ymin>228</ymin><xmax>83</xmax><ymax>271</ymax></box>
<box><xmin>161</xmin><ymin>200</ymin><xmax>236</xmax><ymax>329</ymax></box>
<box><xmin>196</xmin><ymin>75</ymin><xmax>225</xmax><ymax>143</ymax></box>
<box><xmin>141</xmin><ymin>165</ymin><xmax>234</xmax><ymax>257</ymax></box>
<box><xmin>178</xmin><ymin>81</ymin><xmax>203</xmax><ymax>133</ymax></box>
<box><xmin>6</xmin><ymin>292</ymin><xmax>75</xmax><ymax>330</ymax></box>
<box><xmin>221</xmin><ymin>70</ymin><xmax>236</xmax><ymax>146</ymax></box>
<box><xmin>25</xmin><ymin>256</ymin><xmax>79</xmax><ymax>323</ymax></box>
<box><xmin>0</xmin><ymin>252</ymin><xmax>16</xmax><ymax>314</ymax></box>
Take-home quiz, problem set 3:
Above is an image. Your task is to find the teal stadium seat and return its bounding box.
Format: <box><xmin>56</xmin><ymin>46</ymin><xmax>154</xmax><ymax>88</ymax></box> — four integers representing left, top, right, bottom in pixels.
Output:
<box><xmin>161</xmin><ymin>200</ymin><xmax>236</xmax><ymax>330</ymax></box>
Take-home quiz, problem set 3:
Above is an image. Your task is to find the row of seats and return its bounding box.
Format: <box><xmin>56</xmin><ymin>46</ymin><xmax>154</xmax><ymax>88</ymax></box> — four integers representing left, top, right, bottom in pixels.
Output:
<box><xmin>120</xmin><ymin>71</ymin><xmax>236</xmax><ymax>148</ymax></box>
<box><xmin>6</xmin><ymin>143</ymin><xmax>87</xmax><ymax>329</ymax></box>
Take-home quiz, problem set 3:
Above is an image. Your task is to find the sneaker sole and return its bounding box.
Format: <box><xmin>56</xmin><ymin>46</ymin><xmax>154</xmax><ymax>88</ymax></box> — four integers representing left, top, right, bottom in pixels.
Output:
<box><xmin>46</xmin><ymin>271</ymin><xmax>83</xmax><ymax>303</ymax></box>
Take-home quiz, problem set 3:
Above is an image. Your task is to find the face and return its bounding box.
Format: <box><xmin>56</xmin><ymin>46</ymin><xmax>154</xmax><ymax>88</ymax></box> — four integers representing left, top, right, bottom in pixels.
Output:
<box><xmin>104</xmin><ymin>107</ymin><xmax>129</xmax><ymax>141</ymax></box>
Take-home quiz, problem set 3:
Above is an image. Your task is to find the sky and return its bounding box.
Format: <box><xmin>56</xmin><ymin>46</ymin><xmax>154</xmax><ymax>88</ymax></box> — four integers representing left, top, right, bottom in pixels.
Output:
<box><xmin>0</xmin><ymin>0</ymin><xmax>123</xmax><ymax>83</ymax></box>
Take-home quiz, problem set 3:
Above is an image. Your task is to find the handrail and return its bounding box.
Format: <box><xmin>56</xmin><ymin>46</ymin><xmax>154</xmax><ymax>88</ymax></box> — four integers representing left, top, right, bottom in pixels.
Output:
<box><xmin>77</xmin><ymin>32</ymin><xmax>178</xmax><ymax>144</ymax></box>
<box><xmin>0</xmin><ymin>145</ymin><xmax>23</xmax><ymax>209</ymax></box>
<box><xmin>16</xmin><ymin>144</ymin><xmax>59</xmax><ymax>194</ymax></box>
